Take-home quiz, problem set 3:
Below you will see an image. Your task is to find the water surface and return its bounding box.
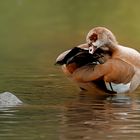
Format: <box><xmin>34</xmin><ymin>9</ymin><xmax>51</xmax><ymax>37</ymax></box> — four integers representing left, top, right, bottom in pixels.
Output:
<box><xmin>0</xmin><ymin>0</ymin><xmax>140</xmax><ymax>140</ymax></box>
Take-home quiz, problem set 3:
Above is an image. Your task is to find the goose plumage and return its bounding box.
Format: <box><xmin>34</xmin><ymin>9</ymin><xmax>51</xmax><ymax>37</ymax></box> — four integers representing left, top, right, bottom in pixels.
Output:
<box><xmin>73</xmin><ymin>27</ymin><xmax>140</xmax><ymax>93</ymax></box>
<box><xmin>56</xmin><ymin>27</ymin><xmax>140</xmax><ymax>94</ymax></box>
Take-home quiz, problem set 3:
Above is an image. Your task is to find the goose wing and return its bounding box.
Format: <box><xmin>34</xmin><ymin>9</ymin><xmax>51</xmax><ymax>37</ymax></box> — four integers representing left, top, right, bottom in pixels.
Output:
<box><xmin>72</xmin><ymin>58</ymin><xmax>135</xmax><ymax>84</ymax></box>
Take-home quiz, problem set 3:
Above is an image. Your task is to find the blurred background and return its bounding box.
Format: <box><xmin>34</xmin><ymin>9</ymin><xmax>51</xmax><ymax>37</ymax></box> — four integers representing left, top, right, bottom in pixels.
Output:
<box><xmin>1</xmin><ymin>0</ymin><xmax>140</xmax><ymax>140</ymax></box>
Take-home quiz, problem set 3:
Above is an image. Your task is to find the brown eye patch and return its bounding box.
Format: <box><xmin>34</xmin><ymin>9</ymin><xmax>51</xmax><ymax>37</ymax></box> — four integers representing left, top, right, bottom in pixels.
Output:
<box><xmin>89</xmin><ymin>33</ymin><xmax>98</xmax><ymax>42</ymax></box>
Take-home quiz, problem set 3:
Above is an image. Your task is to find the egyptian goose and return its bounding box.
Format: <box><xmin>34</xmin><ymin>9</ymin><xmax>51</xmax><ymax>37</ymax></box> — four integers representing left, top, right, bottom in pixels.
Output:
<box><xmin>72</xmin><ymin>27</ymin><xmax>140</xmax><ymax>93</ymax></box>
<box><xmin>56</xmin><ymin>44</ymin><xmax>116</xmax><ymax>94</ymax></box>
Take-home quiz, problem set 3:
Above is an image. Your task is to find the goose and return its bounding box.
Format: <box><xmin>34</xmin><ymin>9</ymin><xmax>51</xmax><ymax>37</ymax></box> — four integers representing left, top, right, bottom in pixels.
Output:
<box><xmin>56</xmin><ymin>44</ymin><xmax>116</xmax><ymax>94</ymax></box>
<box><xmin>72</xmin><ymin>27</ymin><xmax>140</xmax><ymax>93</ymax></box>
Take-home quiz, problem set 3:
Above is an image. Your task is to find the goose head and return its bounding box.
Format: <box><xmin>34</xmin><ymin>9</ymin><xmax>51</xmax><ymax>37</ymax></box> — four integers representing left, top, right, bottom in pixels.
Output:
<box><xmin>86</xmin><ymin>27</ymin><xmax>118</xmax><ymax>54</ymax></box>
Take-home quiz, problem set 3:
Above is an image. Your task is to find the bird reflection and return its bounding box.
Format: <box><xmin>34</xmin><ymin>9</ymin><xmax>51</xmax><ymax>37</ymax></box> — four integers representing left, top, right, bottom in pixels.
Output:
<box><xmin>59</xmin><ymin>90</ymin><xmax>140</xmax><ymax>140</ymax></box>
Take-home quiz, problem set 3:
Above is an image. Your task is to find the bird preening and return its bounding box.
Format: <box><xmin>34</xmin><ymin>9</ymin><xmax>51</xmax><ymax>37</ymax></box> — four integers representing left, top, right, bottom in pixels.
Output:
<box><xmin>55</xmin><ymin>27</ymin><xmax>140</xmax><ymax>94</ymax></box>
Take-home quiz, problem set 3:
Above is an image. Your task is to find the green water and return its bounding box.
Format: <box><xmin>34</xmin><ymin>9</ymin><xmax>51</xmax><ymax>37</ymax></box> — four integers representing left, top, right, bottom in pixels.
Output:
<box><xmin>0</xmin><ymin>0</ymin><xmax>140</xmax><ymax>140</ymax></box>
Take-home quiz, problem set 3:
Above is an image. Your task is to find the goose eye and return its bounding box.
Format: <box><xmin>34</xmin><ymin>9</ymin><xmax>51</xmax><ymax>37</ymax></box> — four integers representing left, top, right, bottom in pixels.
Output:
<box><xmin>89</xmin><ymin>33</ymin><xmax>98</xmax><ymax>42</ymax></box>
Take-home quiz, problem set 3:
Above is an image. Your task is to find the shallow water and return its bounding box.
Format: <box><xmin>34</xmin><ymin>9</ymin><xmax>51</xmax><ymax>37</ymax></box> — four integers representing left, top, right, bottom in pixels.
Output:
<box><xmin>0</xmin><ymin>0</ymin><xmax>140</xmax><ymax>140</ymax></box>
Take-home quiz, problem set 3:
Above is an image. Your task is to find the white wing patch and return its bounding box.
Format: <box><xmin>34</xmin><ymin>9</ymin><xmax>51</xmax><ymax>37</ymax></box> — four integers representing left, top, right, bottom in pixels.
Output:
<box><xmin>56</xmin><ymin>49</ymin><xmax>71</xmax><ymax>62</ymax></box>
<box><xmin>105</xmin><ymin>82</ymin><xmax>130</xmax><ymax>93</ymax></box>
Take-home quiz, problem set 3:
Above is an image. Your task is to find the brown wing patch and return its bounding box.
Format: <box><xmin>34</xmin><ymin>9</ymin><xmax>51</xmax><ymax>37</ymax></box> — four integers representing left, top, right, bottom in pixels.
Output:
<box><xmin>104</xmin><ymin>59</ymin><xmax>135</xmax><ymax>84</ymax></box>
<box><xmin>72</xmin><ymin>58</ymin><xmax>135</xmax><ymax>84</ymax></box>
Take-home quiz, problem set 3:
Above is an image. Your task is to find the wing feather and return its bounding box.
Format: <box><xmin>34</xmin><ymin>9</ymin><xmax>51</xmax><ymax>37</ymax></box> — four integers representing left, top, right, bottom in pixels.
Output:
<box><xmin>72</xmin><ymin>58</ymin><xmax>135</xmax><ymax>84</ymax></box>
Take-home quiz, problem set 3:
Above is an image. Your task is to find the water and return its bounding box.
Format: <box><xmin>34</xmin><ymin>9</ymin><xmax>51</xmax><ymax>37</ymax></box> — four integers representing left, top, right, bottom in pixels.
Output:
<box><xmin>0</xmin><ymin>0</ymin><xmax>140</xmax><ymax>139</ymax></box>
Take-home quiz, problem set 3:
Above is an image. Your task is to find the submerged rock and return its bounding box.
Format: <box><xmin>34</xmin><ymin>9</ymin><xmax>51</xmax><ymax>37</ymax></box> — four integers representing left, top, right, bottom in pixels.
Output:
<box><xmin>0</xmin><ymin>92</ymin><xmax>22</xmax><ymax>107</ymax></box>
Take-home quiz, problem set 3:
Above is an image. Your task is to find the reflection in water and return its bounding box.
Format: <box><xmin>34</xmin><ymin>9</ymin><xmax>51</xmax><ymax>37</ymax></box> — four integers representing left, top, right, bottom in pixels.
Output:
<box><xmin>60</xmin><ymin>91</ymin><xmax>140</xmax><ymax>140</ymax></box>
<box><xmin>0</xmin><ymin>105</ymin><xmax>62</xmax><ymax>140</ymax></box>
<box><xmin>0</xmin><ymin>92</ymin><xmax>140</xmax><ymax>140</ymax></box>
